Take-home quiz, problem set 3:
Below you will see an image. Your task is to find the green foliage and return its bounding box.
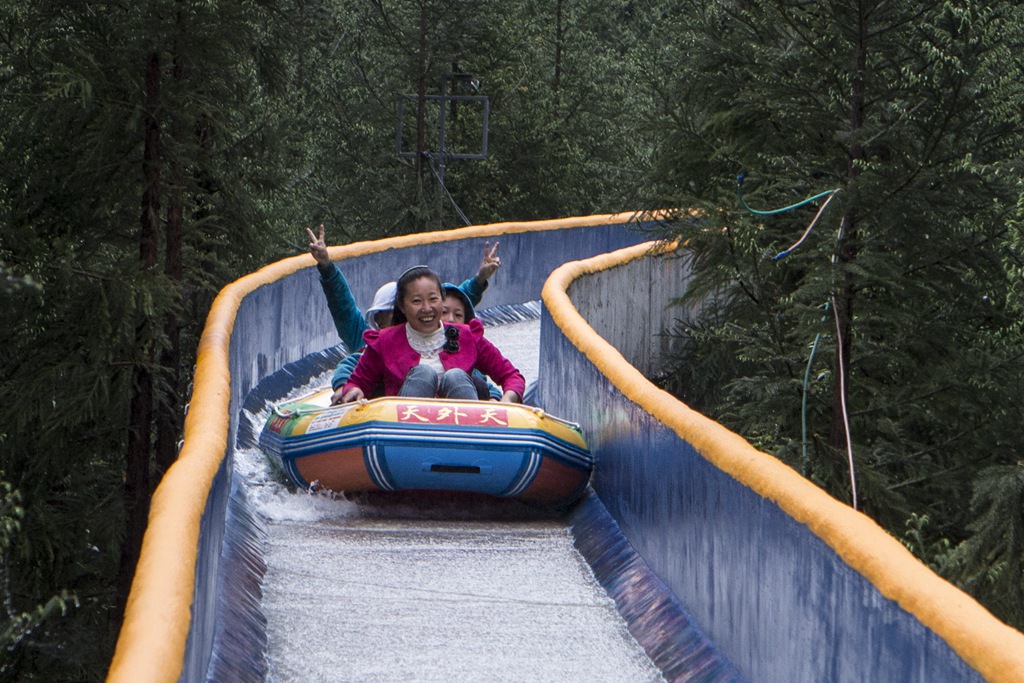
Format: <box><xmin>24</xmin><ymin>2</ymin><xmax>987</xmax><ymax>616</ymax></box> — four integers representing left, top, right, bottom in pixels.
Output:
<box><xmin>1</xmin><ymin>478</ymin><xmax>78</xmax><ymax>680</ymax></box>
<box><xmin>0</xmin><ymin>262</ymin><xmax>40</xmax><ymax>296</ymax></box>
<box><xmin>643</xmin><ymin>0</ymin><xmax>1024</xmax><ymax>629</ymax></box>
<box><xmin>0</xmin><ymin>1</ymin><xmax>342</xmax><ymax>678</ymax></box>
<box><xmin>0</xmin><ymin>1</ymin><xmax>658</xmax><ymax>679</ymax></box>
<box><xmin>8</xmin><ymin>0</ymin><xmax>1018</xmax><ymax>674</ymax></box>
<box><xmin>943</xmin><ymin>464</ymin><xmax>1024</xmax><ymax>628</ymax></box>
<box><xmin>278</xmin><ymin>0</ymin><xmax>654</xmax><ymax>235</ymax></box>
<box><xmin>900</xmin><ymin>513</ymin><xmax>952</xmax><ymax>573</ymax></box>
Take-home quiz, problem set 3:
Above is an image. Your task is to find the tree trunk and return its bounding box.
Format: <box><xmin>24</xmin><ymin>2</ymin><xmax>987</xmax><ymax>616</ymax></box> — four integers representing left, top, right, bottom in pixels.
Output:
<box><xmin>413</xmin><ymin>1</ymin><xmax>430</xmax><ymax>229</ymax></box>
<box><xmin>156</xmin><ymin>12</ymin><xmax>187</xmax><ymax>479</ymax></box>
<box><xmin>415</xmin><ymin>2</ymin><xmax>427</xmax><ymax>170</ymax></box>
<box><xmin>115</xmin><ymin>49</ymin><xmax>162</xmax><ymax>623</ymax></box>
<box><xmin>554</xmin><ymin>0</ymin><xmax>563</xmax><ymax>113</ymax></box>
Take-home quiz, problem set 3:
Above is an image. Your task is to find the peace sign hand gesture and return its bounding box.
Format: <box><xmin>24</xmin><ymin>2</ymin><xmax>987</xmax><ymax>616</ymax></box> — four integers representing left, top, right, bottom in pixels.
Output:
<box><xmin>476</xmin><ymin>241</ymin><xmax>501</xmax><ymax>284</ymax></box>
<box><xmin>306</xmin><ymin>224</ymin><xmax>330</xmax><ymax>268</ymax></box>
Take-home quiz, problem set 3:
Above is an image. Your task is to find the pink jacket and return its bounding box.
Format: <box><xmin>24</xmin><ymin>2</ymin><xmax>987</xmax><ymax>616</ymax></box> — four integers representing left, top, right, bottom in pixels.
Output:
<box><xmin>342</xmin><ymin>319</ymin><xmax>526</xmax><ymax>399</ymax></box>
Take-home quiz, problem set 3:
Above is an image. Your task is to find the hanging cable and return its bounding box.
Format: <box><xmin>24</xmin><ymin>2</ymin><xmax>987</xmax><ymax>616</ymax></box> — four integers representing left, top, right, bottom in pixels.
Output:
<box><xmin>800</xmin><ymin>316</ymin><xmax>825</xmax><ymax>477</ymax></box>
<box><xmin>424</xmin><ymin>152</ymin><xmax>472</xmax><ymax>226</ymax></box>
<box><xmin>772</xmin><ymin>192</ymin><xmax>837</xmax><ymax>261</ymax></box>
<box><xmin>799</xmin><ymin>286</ymin><xmax>858</xmax><ymax>509</ymax></box>
<box><xmin>736</xmin><ymin>173</ymin><xmax>840</xmax><ymax>260</ymax></box>
<box><xmin>828</xmin><ymin>217</ymin><xmax>857</xmax><ymax>510</ymax></box>
<box><xmin>741</xmin><ymin>173</ymin><xmax>858</xmax><ymax>508</ymax></box>
<box><xmin>737</xmin><ymin>172</ymin><xmax>840</xmax><ymax>216</ymax></box>
<box><xmin>831</xmin><ymin>292</ymin><xmax>858</xmax><ymax>510</ymax></box>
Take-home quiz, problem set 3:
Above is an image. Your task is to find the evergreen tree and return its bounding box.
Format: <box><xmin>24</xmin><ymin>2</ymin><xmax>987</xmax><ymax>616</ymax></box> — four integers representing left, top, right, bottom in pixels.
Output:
<box><xmin>1</xmin><ymin>477</ymin><xmax>77</xmax><ymax>680</ymax></box>
<box><xmin>639</xmin><ymin>0</ymin><xmax>1024</xmax><ymax>629</ymax></box>
<box><xmin>291</xmin><ymin>0</ymin><xmax>655</xmax><ymax>232</ymax></box>
<box><xmin>0</xmin><ymin>3</ymin><xmax>661</xmax><ymax>676</ymax></box>
<box><xmin>943</xmin><ymin>463</ymin><xmax>1024</xmax><ymax>628</ymax></box>
<box><xmin>0</xmin><ymin>1</ymin><xmax>344</xmax><ymax>678</ymax></box>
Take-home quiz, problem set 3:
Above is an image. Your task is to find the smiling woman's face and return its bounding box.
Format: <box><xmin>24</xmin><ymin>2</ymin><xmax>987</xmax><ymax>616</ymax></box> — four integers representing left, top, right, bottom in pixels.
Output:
<box><xmin>399</xmin><ymin>276</ymin><xmax>443</xmax><ymax>334</ymax></box>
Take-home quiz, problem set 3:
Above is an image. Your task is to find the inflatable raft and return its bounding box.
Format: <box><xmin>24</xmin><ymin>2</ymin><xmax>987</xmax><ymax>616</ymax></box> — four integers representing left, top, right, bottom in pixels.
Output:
<box><xmin>259</xmin><ymin>390</ymin><xmax>593</xmax><ymax>507</ymax></box>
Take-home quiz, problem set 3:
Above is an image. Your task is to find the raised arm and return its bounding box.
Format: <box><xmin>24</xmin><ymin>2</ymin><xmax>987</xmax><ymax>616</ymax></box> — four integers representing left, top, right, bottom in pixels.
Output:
<box><xmin>458</xmin><ymin>241</ymin><xmax>501</xmax><ymax>307</ymax></box>
<box><xmin>306</xmin><ymin>224</ymin><xmax>331</xmax><ymax>269</ymax></box>
<box><xmin>476</xmin><ymin>241</ymin><xmax>501</xmax><ymax>285</ymax></box>
<box><xmin>307</xmin><ymin>224</ymin><xmax>368</xmax><ymax>352</ymax></box>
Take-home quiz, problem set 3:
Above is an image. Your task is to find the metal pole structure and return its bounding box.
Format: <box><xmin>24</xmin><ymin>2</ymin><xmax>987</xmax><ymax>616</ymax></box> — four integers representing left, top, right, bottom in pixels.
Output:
<box><xmin>396</xmin><ymin>73</ymin><xmax>488</xmax><ymax>226</ymax></box>
<box><xmin>437</xmin><ymin>76</ymin><xmax>449</xmax><ymax>188</ymax></box>
<box><xmin>414</xmin><ymin>4</ymin><xmax>427</xmax><ymax>190</ymax></box>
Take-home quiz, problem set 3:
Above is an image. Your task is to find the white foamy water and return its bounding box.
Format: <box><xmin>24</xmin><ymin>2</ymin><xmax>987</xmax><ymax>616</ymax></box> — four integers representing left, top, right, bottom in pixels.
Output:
<box><xmin>262</xmin><ymin>517</ymin><xmax>663</xmax><ymax>683</ymax></box>
<box><xmin>237</xmin><ymin>317</ymin><xmax>664</xmax><ymax>682</ymax></box>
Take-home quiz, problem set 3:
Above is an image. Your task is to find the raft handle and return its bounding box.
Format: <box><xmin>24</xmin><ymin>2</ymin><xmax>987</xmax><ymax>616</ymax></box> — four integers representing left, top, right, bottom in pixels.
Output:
<box><xmin>429</xmin><ymin>464</ymin><xmax>482</xmax><ymax>474</ymax></box>
<box><xmin>521</xmin><ymin>406</ymin><xmax>582</xmax><ymax>431</ymax></box>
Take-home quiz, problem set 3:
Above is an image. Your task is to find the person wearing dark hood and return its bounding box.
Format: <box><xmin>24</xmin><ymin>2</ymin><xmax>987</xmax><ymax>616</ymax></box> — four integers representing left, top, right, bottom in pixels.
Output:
<box><xmin>441</xmin><ymin>283</ymin><xmax>504</xmax><ymax>400</ymax></box>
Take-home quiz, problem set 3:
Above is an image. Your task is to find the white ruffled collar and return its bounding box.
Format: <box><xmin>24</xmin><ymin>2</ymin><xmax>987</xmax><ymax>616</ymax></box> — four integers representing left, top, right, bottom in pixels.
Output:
<box><xmin>405</xmin><ymin>323</ymin><xmax>446</xmax><ymax>358</ymax></box>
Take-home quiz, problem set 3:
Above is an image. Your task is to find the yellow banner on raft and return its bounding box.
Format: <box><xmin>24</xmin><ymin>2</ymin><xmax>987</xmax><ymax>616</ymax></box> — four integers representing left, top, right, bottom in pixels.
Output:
<box><xmin>274</xmin><ymin>393</ymin><xmax>587</xmax><ymax>448</ymax></box>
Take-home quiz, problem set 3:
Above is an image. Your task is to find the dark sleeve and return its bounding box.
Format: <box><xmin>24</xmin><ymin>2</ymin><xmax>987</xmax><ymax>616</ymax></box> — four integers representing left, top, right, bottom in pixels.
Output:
<box><xmin>318</xmin><ymin>262</ymin><xmax>368</xmax><ymax>351</ymax></box>
<box><xmin>331</xmin><ymin>353</ymin><xmax>361</xmax><ymax>391</ymax></box>
<box><xmin>457</xmin><ymin>276</ymin><xmax>487</xmax><ymax>308</ymax></box>
<box><xmin>342</xmin><ymin>330</ymin><xmax>384</xmax><ymax>396</ymax></box>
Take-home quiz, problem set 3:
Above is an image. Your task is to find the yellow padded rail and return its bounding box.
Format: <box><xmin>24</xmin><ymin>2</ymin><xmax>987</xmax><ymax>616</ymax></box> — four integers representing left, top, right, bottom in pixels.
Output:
<box><xmin>106</xmin><ymin>212</ymin><xmax>640</xmax><ymax>682</ymax></box>
<box><xmin>541</xmin><ymin>239</ymin><xmax>1024</xmax><ymax>683</ymax></box>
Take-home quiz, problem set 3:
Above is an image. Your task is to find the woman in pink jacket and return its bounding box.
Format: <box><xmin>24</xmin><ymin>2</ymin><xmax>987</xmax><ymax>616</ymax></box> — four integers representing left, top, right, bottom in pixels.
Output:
<box><xmin>339</xmin><ymin>266</ymin><xmax>525</xmax><ymax>404</ymax></box>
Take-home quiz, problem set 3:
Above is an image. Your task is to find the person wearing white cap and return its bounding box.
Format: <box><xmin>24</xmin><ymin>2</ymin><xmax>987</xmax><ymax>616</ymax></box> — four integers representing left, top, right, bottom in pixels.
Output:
<box><xmin>364</xmin><ymin>281</ymin><xmax>398</xmax><ymax>330</ymax></box>
<box><xmin>323</xmin><ymin>280</ymin><xmax>397</xmax><ymax>394</ymax></box>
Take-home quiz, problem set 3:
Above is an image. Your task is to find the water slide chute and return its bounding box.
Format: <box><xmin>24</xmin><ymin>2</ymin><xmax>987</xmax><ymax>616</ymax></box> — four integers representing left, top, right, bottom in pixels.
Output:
<box><xmin>108</xmin><ymin>214</ymin><xmax>1024</xmax><ymax>682</ymax></box>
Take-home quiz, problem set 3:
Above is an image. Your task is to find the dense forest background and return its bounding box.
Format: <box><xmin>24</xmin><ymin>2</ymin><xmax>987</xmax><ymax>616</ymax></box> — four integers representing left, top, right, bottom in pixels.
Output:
<box><xmin>0</xmin><ymin>1</ymin><xmax>1021</xmax><ymax>680</ymax></box>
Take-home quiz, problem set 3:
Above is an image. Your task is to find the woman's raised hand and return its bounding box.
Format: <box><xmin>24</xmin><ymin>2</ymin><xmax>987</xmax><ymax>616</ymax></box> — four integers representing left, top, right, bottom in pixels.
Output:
<box><xmin>306</xmin><ymin>224</ymin><xmax>331</xmax><ymax>268</ymax></box>
<box><xmin>476</xmin><ymin>241</ymin><xmax>501</xmax><ymax>283</ymax></box>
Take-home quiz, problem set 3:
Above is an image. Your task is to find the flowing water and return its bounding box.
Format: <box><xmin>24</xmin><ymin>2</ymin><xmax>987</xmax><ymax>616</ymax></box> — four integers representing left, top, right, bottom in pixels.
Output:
<box><xmin>235</xmin><ymin>318</ymin><xmax>664</xmax><ymax>682</ymax></box>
